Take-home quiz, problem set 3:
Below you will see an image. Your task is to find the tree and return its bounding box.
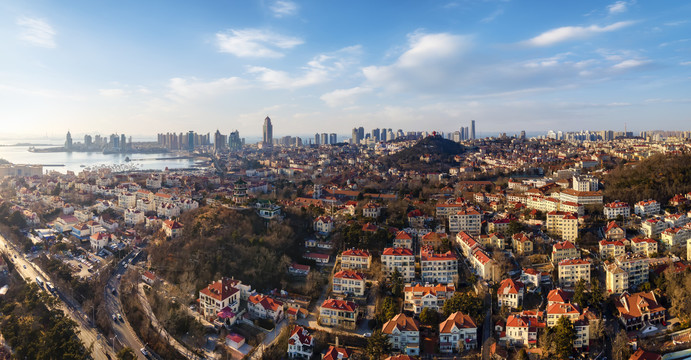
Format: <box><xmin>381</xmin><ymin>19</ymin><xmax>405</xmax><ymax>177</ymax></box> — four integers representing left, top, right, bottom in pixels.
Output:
<box><xmin>117</xmin><ymin>347</ymin><xmax>137</xmax><ymax>360</ymax></box>
<box><xmin>390</xmin><ymin>268</ymin><xmax>404</xmax><ymax>298</ymax></box>
<box><xmin>612</xmin><ymin>329</ymin><xmax>631</xmax><ymax>360</ymax></box>
<box><xmin>376</xmin><ymin>297</ymin><xmax>397</xmax><ymax>324</ymax></box>
<box><xmin>442</xmin><ymin>292</ymin><xmax>484</xmax><ymax>324</ymax></box>
<box><xmin>420</xmin><ymin>307</ymin><xmax>439</xmax><ymax>325</ymax></box>
<box><xmin>553</xmin><ymin>316</ymin><xmax>575</xmax><ymax>359</ymax></box>
<box><xmin>590</xmin><ymin>278</ymin><xmax>604</xmax><ymax>311</ymax></box>
<box><xmin>365</xmin><ymin>330</ymin><xmax>391</xmax><ymax>360</ymax></box>
<box><xmin>516</xmin><ymin>348</ymin><xmax>529</xmax><ymax>360</ymax></box>
<box><xmin>573</xmin><ymin>278</ymin><xmax>588</xmax><ymax>307</ymax></box>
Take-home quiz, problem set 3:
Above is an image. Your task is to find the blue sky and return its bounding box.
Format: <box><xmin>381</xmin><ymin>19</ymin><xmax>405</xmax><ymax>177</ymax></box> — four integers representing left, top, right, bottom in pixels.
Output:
<box><xmin>1</xmin><ymin>0</ymin><xmax>690</xmax><ymax>139</ymax></box>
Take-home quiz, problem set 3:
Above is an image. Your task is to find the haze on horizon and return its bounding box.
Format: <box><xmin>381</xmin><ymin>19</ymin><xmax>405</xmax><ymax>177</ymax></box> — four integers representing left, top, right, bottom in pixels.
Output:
<box><xmin>1</xmin><ymin>0</ymin><xmax>690</xmax><ymax>138</ymax></box>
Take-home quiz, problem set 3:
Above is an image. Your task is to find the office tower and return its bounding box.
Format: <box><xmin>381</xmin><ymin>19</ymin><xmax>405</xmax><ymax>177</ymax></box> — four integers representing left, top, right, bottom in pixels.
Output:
<box><xmin>357</xmin><ymin>127</ymin><xmax>364</xmax><ymax>141</ymax></box>
<box><xmin>121</xmin><ymin>134</ymin><xmax>127</xmax><ymax>151</ymax></box>
<box><xmin>460</xmin><ymin>127</ymin><xmax>465</xmax><ymax>141</ymax></box>
<box><xmin>84</xmin><ymin>134</ymin><xmax>92</xmax><ymax>147</ymax></box>
<box><xmin>263</xmin><ymin>116</ymin><xmax>273</xmax><ymax>147</ymax></box>
<box><xmin>229</xmin><ymin>130</ymin><xmax>241</xmax><ymax>150</ymax></box>
<box><xmin>351</xmin><ymin>128</ymin><xmax>359</xmax><ymax>144</ymax></box>
<box><xmin>471</xmin><ymin>120</ymin><xmax>475</xmax><ymax>140</ymax></box>
<box><xmin>214</xmin><ymin>130</ymin><xmax>224</xmax><ymax>152</ymax></box>
<box><xmin>520</xmin><ymin>130</ymin><xmax>526</xmax><ymax>140</ymax></box>
<box><xmin>329</xmin><ymin>133</ymin><xmax>337</xmax><ymax>144</ymax></box>
<box><xmin>65</xmin><ymin>131</ymin><xmax>73</xmax><ymax>150</ymax></box>
<box><xmin>388</xmin><ymin>129</ymin><xmax>395</xmax><ymax>141</ymax></box>
<box><xmin>381</xmin><ymin>129</ymin><xmax>387</xmax><ymax>142</ymax></box>
<box><xmin>372</xmin><ymin>128</ymin><xmax>380</xmax><ymax>142</ymax></box>
<box><xmin>111</xmin><ymin>134</ymin><xmax>119</xmax><ymax>149</ymax></box>
<box><xmin>321</xmin><ymin>133</ymin><xmax>328</xmax><ymax>145</ymax></box>
<box><xmin>396</xmin><ymin>129</ymin><xmax>404</xmax><ymax>139</ymax></box>
<box><xmin>315</xmin><ymin>133</ymin><xmax>320</xmax><ymax>145</ymax></box>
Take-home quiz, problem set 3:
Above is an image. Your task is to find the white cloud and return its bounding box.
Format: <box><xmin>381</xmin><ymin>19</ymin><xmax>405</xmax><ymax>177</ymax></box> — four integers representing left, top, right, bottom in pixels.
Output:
<box><xmin>248</xmin><ymin>45</ymin><xmax>361</xmax><ymax>89</ymax></box>
<box><xmin>363</xmin><ymin>32</ymin><xmax>472</xmax><ymax>92</ymax></box>
<box><xmin>612</xmin><ymin>59</ymin><xmax>650</xmax><ymax>69</ymax></box>
<box><xmin>607</xmin><ymin>1</ymin><xmax>629</xmax><ymax>15</ymax></box>
<box><xmin>681</xmin><ymin>61</ymin><xmax>691</xmax><ymax>66</ymax></box>
<box><xmin>167</xmin><ymin>76</ymin><xmax>247</xmax><ymax>100</ymax></box>
<box><xmin>480</xmin><ymin>8</ymin><xmax>504</xmax><ymax>23</ymax></box>
<box><xmin>215</xmin><ymin>28</ymin><xmax>303</xmax><ymax>58</ymax></box>
<box><xmin>98</xmin><ymin>89</ymin><xmax>126</xmax><ymax>97</ymax></box>
<box><xmin>270</xmin><ymin>1</ymin><xmax>298</xmax><ymax>18</ymax></box>
<box><xmin>320</xmin><ymin>87</ymin><xmax>373</xmax><ymax>107</ymax></box>
<box><xmin>526</xmin><ymin>21</ymin><xmax>635</xmax><ymax>47</ymax></box>
<box><xmin>16</xmin><ymin>16</ymin><xmax>56</xmax><ymax>48</ymax></box>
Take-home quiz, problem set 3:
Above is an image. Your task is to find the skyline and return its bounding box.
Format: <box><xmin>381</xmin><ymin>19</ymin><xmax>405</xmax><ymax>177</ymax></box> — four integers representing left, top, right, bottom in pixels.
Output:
<box><xmin>1</xmin><ymin>1</ymin><xmax>691</xmax><ymax>137</ymax></box>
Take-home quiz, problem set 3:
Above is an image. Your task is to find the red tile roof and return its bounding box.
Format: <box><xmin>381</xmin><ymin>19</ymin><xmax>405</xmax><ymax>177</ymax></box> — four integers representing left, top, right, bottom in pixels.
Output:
<box><xmin>321</xmin><ymin>298</ymin><xmax>357</xmax><ymax>312</ymax></box>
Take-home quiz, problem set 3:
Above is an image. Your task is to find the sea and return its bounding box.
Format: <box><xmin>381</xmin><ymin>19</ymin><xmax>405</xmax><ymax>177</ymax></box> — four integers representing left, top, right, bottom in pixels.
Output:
<box><xmin>0</xmin><ymin>140</ymin><xmax>199</xmax><ymax>174</ymax></box>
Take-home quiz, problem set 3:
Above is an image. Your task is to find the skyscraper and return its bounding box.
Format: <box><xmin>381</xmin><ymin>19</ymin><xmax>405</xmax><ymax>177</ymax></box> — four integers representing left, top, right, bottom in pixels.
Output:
<box><xmin>471</xmin><ymin>120</ymin><xmax>476</xmax><ymax>140</ymax></box>
<box><xmin>357</xmin><ymin>127</ymin><xmax>365</xmax><ymax>142</ymax></box>
<box><xmin>351</xmin><ymin>128</ymin><xmax>359</xmax><ymax>144</ymax></box>
<box><xmin>65</xmin><ymin>131</ymin><xmax>73</xmax><ymax>150</ymax></box>
<box><xmin>372</xmin><ymin>128</ymin><xmax>380</xmax><ymax>142</ymax></box>
<box><xmin>187</xmin><ymin>131</ymin><xmax>195</xmax><ymax>151</ymax></box>
<box><xmin>321</xmin><ymin>133</ymin><xmax>328</xmax><ymax>145</ymax></box>
<box><xmin>263</xmin><ymin>116</ymin><xmax>273</xmax><ymax>147</ymax></box>
<box><xmin>329</xmin><ymin>133</ymin><xmax>337</xmax><ymax>144</ymax></box>
<box><xmin>315</xmin><ymin>133</ymin><xmax>320</xmax><ymax>145</ymax></box>
<box><xmin>460</xmin><ymin>127</ymin><xmax>465</xmax><ymax>141</ymax></box>
<box><xmin>229</xmin><ymin>130</ymin><xmax>241</xmax><ymax>150</ymax></box>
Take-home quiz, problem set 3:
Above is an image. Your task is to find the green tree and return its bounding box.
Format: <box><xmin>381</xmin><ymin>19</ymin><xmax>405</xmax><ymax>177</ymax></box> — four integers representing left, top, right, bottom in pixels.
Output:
<box><xmin>52</xmin><ymin>183</ymin><xmax>61</xmax><ymax>196</ymax></box>
<box><xmin>573</xmin><ymin>278</ymin><xmax>588</xmax><ymax>307</ymax></box>
<box><xmin>590</xmin><ymin>278</ymin><xmax>604</xmax><ymax>311</ymax></box>
<box><xmin>365</xmin><ymin>330</ymin><xmax>392</xmax><ymax>360</ymax></box>
<box><xmin>420</xmin><ymin>307</ymin><xmax>439</xmax><ymax>326</ymax></box>
<box><xmin>553</xmin><ymin>316</ymin><xmax>575</xmax><ymax>359</ymax></box>
<box><xmin>376</xmin><ymin>297</ymin><xmax>397</xmax><ymax>324</ymax></box>
<box><xmin>390</xmin><ymin>268</ymin><xmax>404</xmax><ymax>298</ymax></box>
<box><xmin>117</xmin><ymin>347</ymin><xmax>137</xmax><ymax>360</ymax></box>
<box><xmin>516</xmin><ymin>348</ymin><xmax>529</xmax><ymax>360</ymax></box>
<box><xmin>442</xmin><ymin>292</ymin><xmax>484</xmax><ymax>323</ymax></box>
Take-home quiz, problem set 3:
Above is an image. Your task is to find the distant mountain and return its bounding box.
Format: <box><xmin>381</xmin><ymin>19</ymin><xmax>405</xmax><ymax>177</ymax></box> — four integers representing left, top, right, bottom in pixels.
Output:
<box><xmin>381</xmin><ymin>135</ymin><xmax>467</xmax><ymax>171</ymax></box>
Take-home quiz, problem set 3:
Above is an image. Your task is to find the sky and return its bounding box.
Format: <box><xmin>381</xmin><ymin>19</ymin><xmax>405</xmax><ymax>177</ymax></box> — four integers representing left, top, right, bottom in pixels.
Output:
<box><xmin>1</xmin><ymin>0</ymin><xmax>691</xmax><ymax>139</ymax></box>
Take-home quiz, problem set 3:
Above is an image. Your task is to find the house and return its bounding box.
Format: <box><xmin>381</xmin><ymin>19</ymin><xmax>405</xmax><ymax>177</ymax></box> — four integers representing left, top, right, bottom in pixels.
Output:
<box><xmin>362</xmin><ymin>202</ymin><xmax>382</xmax><ymax>218</ymax></box>
<box><xmin>521</xmin><ymin>268</ymin><xmax>551</xmax><ymax>288</ymax></box>
<box><xmin>71</xmin><ymin>223</ymin><xmax>91</xmax><ymax>239</ymax></box>
<box><xmin>322</xmin><ymin>346</ymin><xmax>352</xmax><ymax>360</ymax></box>
<box><xmin>470</xmin><ymin>248</ymin><xmax>498</xmax><ymax>281</ymax></box>
<box><xmin>124</xmin><ymin>208</ymin><xmax>145</xmax><ymax>226</ymax></box>
<box><xmin>289</xmin><ymin>263</ymin><xmax>310</xmax><ymax>276</ymax></box>
<box><xmin>319</xmin><ymin>299</ymin><xmax>359</xmax><ymax>330</ymax></box>
<box><xmin>141</xmin><ymin>271</ymin><xmax>157</xmax><ymax>286</ymax></box>
<box><xmin>511</xmin><ymin>233</ymin><xmax>534</xmax><ymax>255</ymax></box>
<box><xmin>332</xmin><ymin>270</ymin><xmax>366</xmax><ymax>297</ymax></box>
<box><xmin>547</xmin><ymin>288</ymin><xmax>572</xmax><ymax>306</ymax></box>
<box><xmin>604</xmin><ymin>221</ymin><xmax>626</xmax><ymax>241</ymax></box>
<box><xmin>604</xmin><ymin>201</ymin><xmax>630</xmax><ymax>219</ymax></box>
<box><xmin>615</xmin><ymin>253</ymin><xmax>650</xmax><ymax>290</ymax></box>
<box><xmin>629</xmin><ymin>349</ymin><xmax>662</xmax><ymax>360</ymax></box>
<box><xmin>635</xmin><ymin>200</ymin><xmax>660</xmax><ymax>218</ymax></box>
<box><xmin>505</xmin><ymin>313</ymin><xmax>545</xmax><ymax>347</ymax></box>
<box><xmin>599</xmin><ymin>239</ymin><xmax>625</xmax><ymax>259</ymax></box>
<box><xmin>660</xmin><ymin>226</ymin><xmax>690</xmax><ymax>249</ymax></box>
<box><xmin>340</xmin><ymin>249</ymin><xmax>371</xmax><ymax>270</ymax></box>
<box><xmin>546</xmin><ymin>211</ymin><xmax>579</xmax><ymax>241</ymax></box>
<box><xmin>382</xmin><ymin>247</ymin><xmax>415</xmax><ymax>282</ymax></box>
<box><xmin>545</xmin><ymin>302</ymin><xmax>591</xmax><ymax>349</ymax></box>
<box><xmin>456</xmin><ymin>231</ymin><xmax>481</xmax><ymax>257</ymax></box>
<box><xmin>448</xmin><ymin>209</ymin><xmax>481</xmax><ymax>235</ymax></box>
<box><xmin>407</xmin><ymin>209</ymin><xmax>427</xmax><ymax>228</ymax></box>
<box><xmin>382</xmin><ymin>313</ymin><xmax>420</xmax><ymax>356</ymax></box>
<box><xmin>615</xmin><ymin>291</ymin><xmax>666</xmax><ymax>331</ymax></box>
<box><xmin>420</xmin><ymin>246</ymin><xmax>458</xmax><ymax>284</ymax></box>
<box><xmin>162</xmin><ymin>220</ymin><xmax>183</xmax><ymax>238</ymax></box>
<box><xmin>558</xmin><ymin>259</ymin><xmax>591</xmax><ymax>287</ymax></box>
<box><xmin>248</xmin><ymin>294</ymin><xmax>284</xmax><ymax>322</ymax></box>
<box><xmin>605</xmin><ymin>262</ymin><xmax>629</xmax><ymax>294</ymax></box>
<box><xmin>403</xmin><ymin>283</ymin><xmax>455</xmax><ymax>314</ymax></box>
<box><xmin>54</xmin><ymin>214</ymin><xmax>79</xmax><ymax>233</ymax></box>
<box><xmin>552</xmin><ymin>241</ymin><xmax>579</xmax><ymax>263</ymax></box>
<box><xmin>497</xmin><ymin>278</ymin><xmax>524</xmax><ymax>309</ymax></box>
<box><xmin>420</xmin><ymin>232</ymin><xmax>448</xmax><ymax>249</ymax></box>
<box><xmin>393</xmin><ymin>231</ymin><xmax>413</xmax><ymax>249</ymax></box>
<box><xmin>89</xmin><ymin>232</ymin><xmax>110</xmax><ymax>251</ymax></box>
<box><xmin>199</xmin><ymin>278</ymin><xmax>241</xmax><ymax>323</ymax></box>
<box><xmin>314</xmin><ymin>216</ymin><xmax>334</xmax><ymax>234</ymax></box>
<box><xmin>631</xmin><ymin>237</ymin><xmax>658</xmax><ymax>257</ymax></box>
<box><xmin>439</xmin><ymin>312</ymin><xmax>478</xmax><ymax>353</ymax></box>
<box><xmin>225</xmin><ymin>333</ymin><xmax>245</xmax><ymax>350</ymax></box>
<box><xmin>287</xmin><ymin>326</ymin><xmax>313</xmax><ymax>359</ymax></box>
<box><xmin>304</xmin><ymin>252</ymin><xmax>330</xmax><ymax>264</ymax></box>
<box><xmin>642</xmin><ymin>217</ymin><xmax>668</xmax><ymax>238</ymax></box>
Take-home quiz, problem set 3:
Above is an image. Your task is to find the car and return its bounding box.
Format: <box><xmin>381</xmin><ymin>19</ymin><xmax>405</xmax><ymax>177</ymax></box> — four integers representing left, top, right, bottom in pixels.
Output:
<box><xmin>111</xmin><ymin>288</ymin><xmax>117</xmax><ymax>295</ymax></box>
<box><xmin>140</xmin><ymin>348</ymin><xmax>149</xmax><ymax>356</ymax></box>
<box><xmin>112</xmin><ymin>314</ymin><xmax>117</xmax><ymax>322</ymax></box>
<box><xmin>117</xmin><ymin>274</ymin><xmax>122</xmax><ymax>280</ymax></box>
<box><xmin>117</xmin><ymin>313</ymin><xmax>123</xmax><ymax>322</ymax></box>
<box><xmin>23</xmin><ymin>265</ymin><xmax>26</xmax><ymax>269</ymax></box>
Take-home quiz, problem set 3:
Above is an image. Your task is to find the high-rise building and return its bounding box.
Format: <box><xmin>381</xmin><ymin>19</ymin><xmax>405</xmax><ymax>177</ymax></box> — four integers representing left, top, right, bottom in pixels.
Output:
<box><xmin>329</xmin><ymin>133</ymin><xmax>337</xmax><ymax>144</ymax></box>
<box><xmin>65</xmin><ymin>131</ymin><xmax>73</xmax><ymax>150</ymax></box>
<box><xmin>187</xmin><ymin>131</ymin><xmax>195</xmax><ymax>151</ymax></box>
<box><xmin>121</xmin><ymin>134</ymin><xmax>127</xmax><ymax>151</ymax></box>
<box><xmin>321</xmin><ymin>133</ymin><xmax>328</xmax><ymax>145</ymax></box>
<box><xmin>351</xmin><ymin>128</ymin><xmax>359</xmax><ymax>144</ymax></box>
<box><xmin>263</xmin><ymin>116</ymin><xmax>273</xmax><ymax>147</ymax></box>
<box><xmin>460</xmin><ymin>127</ymin><xmax>465</xmax><ymax>141</ymax></box>
<box><xmin>372</xmin><ymin>128</ymin><xmax>380</xmax><ymax>142</ymax></box>
<box><xmin>471</xmin><ymin>120</ymin><xmax>475</xmax><ymax>140</ymax></box>
<box><xmin>520</xmin><ymin>130</ymin><xmax>526</xmax><ymax>140</ymax></box>
<box><xmin>315</xmin><ymin>133</ymin><xmax>320</xmax><ymax>145</ymax></box>
<box><xmin>84</xmin><ymin>134</ymin><xmax>92</xmax><ymax>147</ymax></box>
<box><xmin>357</xmin><ymin>127</ymin><xmax>365</xmax><ymax>142</ymax></box>
<box><xmin>229</xmin><ymin>130</ymin><xmax>241</xmax><ymax>150</ymax></box>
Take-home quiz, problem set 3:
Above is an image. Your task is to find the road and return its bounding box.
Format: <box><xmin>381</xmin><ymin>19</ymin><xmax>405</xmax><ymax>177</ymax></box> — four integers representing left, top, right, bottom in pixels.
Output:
<box><xmin>0</xmin><ymin>233</ymin><xmax>113</xmax><ymax>360</ymax></box>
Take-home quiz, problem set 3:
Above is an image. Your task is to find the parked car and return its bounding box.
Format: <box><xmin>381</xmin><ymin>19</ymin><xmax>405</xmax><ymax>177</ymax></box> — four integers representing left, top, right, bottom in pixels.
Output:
<box><xmin>140</xmin><ymin>348</ymin><xmax>149</xmax><ymax>356</ymax></box>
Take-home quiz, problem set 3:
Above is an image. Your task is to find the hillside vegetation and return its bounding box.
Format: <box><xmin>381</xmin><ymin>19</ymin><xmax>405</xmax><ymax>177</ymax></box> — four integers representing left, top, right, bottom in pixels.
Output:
<box><xmin>381</xmin><ymin>136</ymin><xmax>466</xmax><ymax>171</ymax></box>
<box><xmin>603</xmin><ymin>154</ymin><xmax>691</xmax><ymax>206</ymax></box>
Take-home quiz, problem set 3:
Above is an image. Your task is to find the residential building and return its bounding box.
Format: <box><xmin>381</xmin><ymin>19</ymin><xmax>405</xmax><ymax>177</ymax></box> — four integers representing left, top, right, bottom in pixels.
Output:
<box><xmin>558</xmin><ymin>259</ymin><xmax>591</xmax><ymax>287</ymax></box>
<box><xmin>319</xmin><ymin>299</ymin><xmax>359</xmax><ymax>330</ymax></box>
<box><xmin>248</xmin><ymin>294</ymin><xmax>284</xmax><ymax>322</ymax></box>
<box><xmin>448</xmin><ymin>209</ymin><xmax>481</xmax><ymax>235</ymax></box>
<box><xmin>599</xmin><ymin>239</ymin><xmax>625</xmax><ymax>259</ymax></box>
<box><xmin>511</xmin><ymin>233</ymin><xmax>534</xmax><ymax>255</ymax></box>
<box><xmin>631</xmin><ymin>237</ymin><xmax>658</xmax><ymax>257</ymax></box>
<box><xmin>332</xmin><ymin>270</ymin><xmax>366</xmax><ymax>297</ymax></box>
<box><xmin>89</xmin><ymin>232</ymin><xmax>109</xmax><ymax>251</ymax></box>
<box><xmin>629</xmin><ymin>349</ymin><xmax>662</xmax><ymax>360</ymax></box>
<box><xmin>403</xmin><ymin>283</ymin><xmax>455</xmax><ymax>314</ymax></box>
<box><xmin>420</xmin><ymin>232</ymin><xmax>448</xmax><ymax>249</ymax></box>
<box><xmin>660</xmin><ymin>226</ymin><xmax>691</xmax><ymax>249</ymax></box>
<box><xmin>199</xmin><ymin>278</ymin><xmax>241</xmax><ymax>321</ymax></box>
<box><xmin>322</xmin><ymin>346</ymin><xmax>352</xmax><ymax>360</ymax></box>
<box><xmin>382</xmin><ymin>314</ymin><xmax>420</xmax><ymax>356</ymax></box>
<box><xmin>287</xmin><ymin>326</ymin><xmax>313</xmax><ymax>359</ymax></box>
<box><xmin>439</xmin><ymin>312</ymin><xmax>478</xmax><ymax>353</ymax></box>
<box><xmin>547</xmin><ymin>288</ymin><xmax>572</xmax><ymax>306</ymax></box>
<box><xmin>604</xmin><ymin>201</ymin><xmax>630</xmax><ymax>219</ymax></box>
<box><xmin>470</xmin><ymin>248</ymin><xmax>498</xmax><ymax>281</ymax></box>
<box><xmin>604</xmin><ymin>221</ymin><xmax>626</xmax><ymax>241</ymax></box>
<box><xmin>635</xmin><ymin>200</ymin><xmax>660</xmax><ymax>218</ymax></box>
<box><xmin>497</xmin><ymin>278</ymin><xmax>524</xmax><ymax>309</ymax></box>
<box><xmin>572</xmin><ymin>175</ymin><xmax>599</xmax><ymax>192</ymax></box>
<box><xmin>545</xmin><ymin>302</ymin><xmax>591</xmax><ymax>349</ymax></box>
<box><xmin>393</xmin><ymin>231</ymin><xmax>413</xmax><ymax>249</ymax></box>
<box><xmin>362</xmin><ymin>202</ymin><xmax>382</xmax><ymax>218</ymax></box>
<box><xmin>615</xmin><ymin>253</ymin><xmax>649</xmax><ymax>290</ymax></box>
<box><xmin>615</xmin><ymin>291</ymin><xmax>666</xmax><ymax>331</ymax></box>
<box><xmin>420</xmin><ymin>247</ymin><xmax>459</xmax><ymax>284</ymax></box>
<box><xmin>382</xmin><ymin>247</ymin><xmax>415</xmax><ymax>282</ymax></box>
<box><xmin>456</xmin><ymin>231</ymin><xmax>481</xmax><ymax>257</ymax></box>
<box><xmin>605</xmin><ymin>262</ymin><xmax>629</xmax><ymax>294</ymax></box>
<box><xmin>559</xmin><ymin>189</ymin><xmax>603</xmax><ymax>205</ymax></box>
<box><xmin>163</xmin><ymin>219</ymin><xmax>183</xmax><ymax>238</ymax></box>
<box><xmin>124</xmin><ymin>208</ymin><xmax>144</xmax><ymax>226</ymax></box>
<box><xmin>546</xmin><ymin>211</ymin><xmax>578</xmax><ymax>241</ymax></box>
<box><xmin>314</xmin><ymin>216</ymin><xmax>334</xmax><ymax>234</ymax></box>
<box><xmin>552</xmin><ymin>241</ymin><xmax>579</xmax><ymax>264</ymax></box>
<box><xmin>340</xmin><ymin>249</ymin><xmax>371</xmax><ymax>270</ymax></box>
<box><xmin>641</xmin><ymin>217</ymin><xmax>668</xmax><ymax>238</ymax></box>
<box><xmin>505</xmin><ymin>313</ymin><xmax>545</xmax><ymax>347</ymax></box>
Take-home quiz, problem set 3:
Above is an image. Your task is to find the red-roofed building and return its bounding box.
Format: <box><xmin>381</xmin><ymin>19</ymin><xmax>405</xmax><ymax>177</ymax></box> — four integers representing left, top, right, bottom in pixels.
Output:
<box><xmin>382</xmin><ymin>313</ymin><xmax>420</xmax><ymax>356</ymax></box>
<box><xmin>403</xmin><ymin>283</ymin><xmax>456</xmax><ymax>314</ymax></box>
<box><xmin>558</xmin><ymin>259</ymin><xmax>591</xmax><ymax>287</ymax></box>
<box><xmin>248</xmin><ymin>294</ymin><xmax>284</xmax><ymax>322</ymax></box>
<box><xmin>332</xmin><ymin>270</ymin><xmax>366</xmax><ymax>296</ymax></box>
<box><xmin>225</xmin><ymin>333</ymin><xmax>245</xmax><ymax>350</ymax></box>
<box><xmin>420</xmin><ymin>246</ymin><xmax>458</xmax><ymax>284</ymax></box>
<box><xmin>631</xmin><ymin>237</ymin><xmax>658</xmax><ymax>257</ymax></box>
<box><xmin>393</xmin><ymin>230</ymin><xmax>413</xmax><ymax>249</ymax></box>
<box><xmin>604</xmin><ymin>221</ymin><xmax>626</xmax><ymax>241</ymax></box>
<box><xmin>314</xmin><ymin>216</ymin><xmax>334</xmax><ymax>234</ymax></box>
<box><xmin>615</xmin><ymin>291</ymin><xmax>666</xmax><ymax>331</ymax></box>
<box><xmin>163</xmin><ymin>219</ymin><xmax>183</xmax><ymax>238</ymax></box>
<box><xmin>552</xmin><ymin>240</ymin><xmax>579</xmax><ymax>263</ymax></box>
<box><xmin>629</xmin><ymin>349</ymin><xmax>661</xmax><ymax>360</ymax></box>
<box><xmin>322</xmin><ymin>346</ymin><xmax>352</xmax><ymax>360</ymax></box>
<box><xmin>199</xmin><ymin>278</ymin><xmax>241</xmax><ymax>320</ymax></box>
<box><xmin>497</xmin><ymin>279</ymin><xmax>524</xmax><ymax>309</ymax></box>
<box><xmin>319</xmin><ymin>299</ymin><xmax>359</xmax><ymax>330</ymax></box>
<box><xmin>635</xmin><ymin>200</ymin><xmax>660</xmax><ymax>218</ymax></box>
<box><xmin>511</xmin><ymin>233</ymin><xmax>534</xmax><ymax>255</ymax></box>
<box><xmin>439</xmin><ymin>312</ymin><xmax>477</xmax><ymax>352</ymax></box>
<box><xmin>547</xmin><ymin>288</ymin><xmax>572</xmax><ymax>305</ymax></box>
<box><xmin>341</xmin><ymin>249</ymin><xmax>371</xmax><ymax>270</ymax></box>
<box><xmin>600</xmin><ymin>239</ymin><xmax>625</xmax><ymax>259</ymax></box>
<box><xmin>287</xmin><ymin>326</ymin><xmax>313</xmax><ymax>359</ymax></box>
<box><xmin>449</xmin><ymin>209</ymin><xmax>481</xmax><ymax>235</ymax></box>
<box><xmin>546</xmin><ymin>211</ymin><xmax>578</xmax><ymax>241</ymax></box>
<box><xmin>604</xmin><ymin>201</ymin><xmax>630</xmax><ymax>219</ymax></box>
<box><xmin>505</xmin><ymin>313</ymin><xmax>545</xmax><ymax>347</ymax></box>
<box><xmin>303</xmin><ymin>252</ymin><xmax>330</xmax><ymax>264</ymax></box>
<box><xmin>420</xmin><ymin>232</ymin><xmax>448</xmax><ymax>249</ymax></box>
<box><xmin>382</xmin><ymin>247</ymin><xmax>415</xmax><ymax>281</ymax></box>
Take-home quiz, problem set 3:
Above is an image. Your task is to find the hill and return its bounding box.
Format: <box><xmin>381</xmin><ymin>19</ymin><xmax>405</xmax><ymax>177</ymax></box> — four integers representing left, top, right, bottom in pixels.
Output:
<box><xmin>603</xmin><ymin>153</ymin><xmax>691</xmax><ymax>206</ymax></box>
<box><xmin>381</xmin><ymin>136</ymin><xmax>466</xmax><ymax>172</ymax></box>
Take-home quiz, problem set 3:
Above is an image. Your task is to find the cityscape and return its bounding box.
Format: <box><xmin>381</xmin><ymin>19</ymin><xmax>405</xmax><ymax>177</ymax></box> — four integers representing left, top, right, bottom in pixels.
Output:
<box><xmin>1</xmin><ymin>1</ymin><xmax>691</xmax><ymax>360</ymax></box>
